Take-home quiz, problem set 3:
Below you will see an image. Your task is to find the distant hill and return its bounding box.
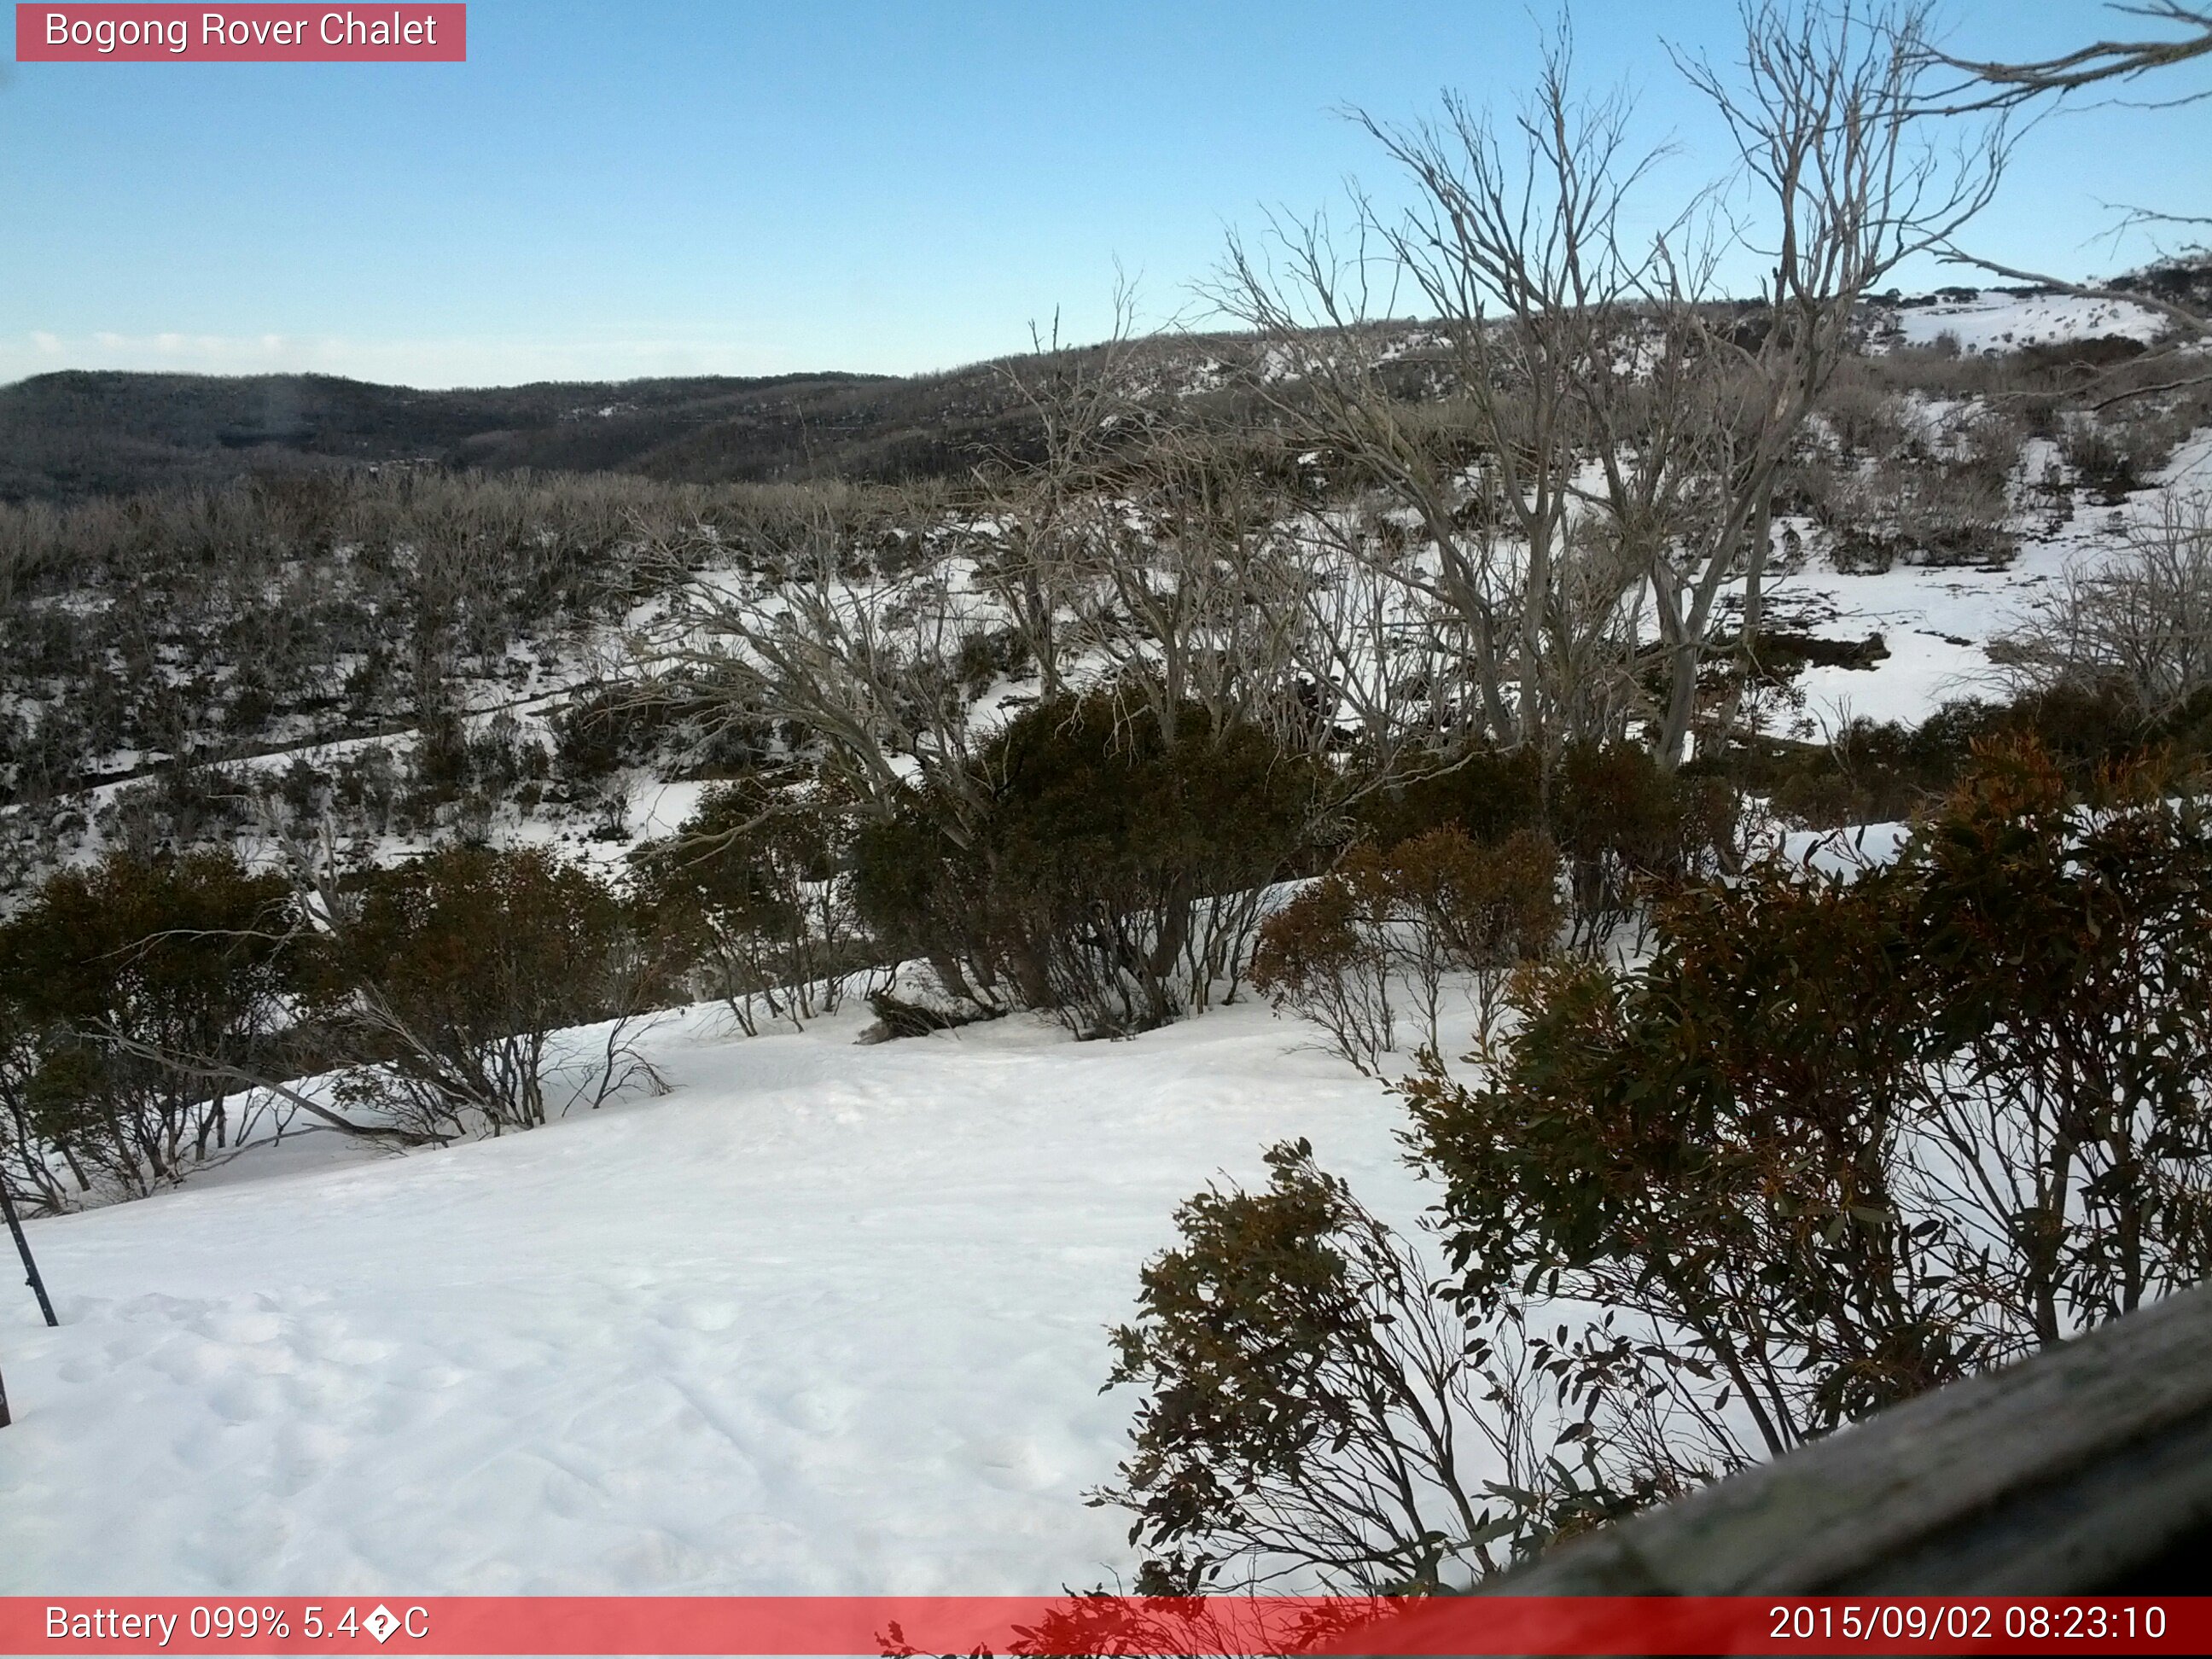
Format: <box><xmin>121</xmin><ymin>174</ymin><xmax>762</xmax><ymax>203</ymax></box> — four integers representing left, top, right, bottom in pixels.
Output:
<box><xmin>12</xmin><ymin>265</ymin><xmax>2203</xmax><ymax>504</ymax></box>
<box><xmin>0</xmin><ymin>363</ymin><xmax>1076</xmax><ymax>502</ymax></box>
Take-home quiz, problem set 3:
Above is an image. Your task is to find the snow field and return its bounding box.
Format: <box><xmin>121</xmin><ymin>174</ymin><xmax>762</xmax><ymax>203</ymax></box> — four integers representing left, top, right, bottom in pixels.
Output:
<box><xmin>0</xmin><ymin>1000</ymin><xmax>1422</xmax><ymax>1594</ymax></box>
<box><xmin>1753</xmin><ymin>431</ymin><xmax>2212</xmax><ymax>732</ymax></box>
<box><xmin>1881</xmin><ymin>290</ymin><xmax>2175</xmax><ymax>353</ymax></box>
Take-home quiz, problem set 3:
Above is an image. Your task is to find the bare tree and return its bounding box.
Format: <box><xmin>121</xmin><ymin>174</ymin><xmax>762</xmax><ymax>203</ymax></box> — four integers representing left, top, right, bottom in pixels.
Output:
<box><xmin>653</xmin><ymin>493</ymin><xmax>991</xmax><ymax>835</ymax></box>
<box><xmin>1929</xmin><ymin>3</ymin><xmax>2211</xmax><ymax>405</ymax></box>
<box><xmin>1656</xmin><ymin>1</ymin><xmax>2006</xmax><ymax>762</ymax></box>
<box><xmin>1214</xmin><ymin>45</ymin><xmax>1649</xmax><ymax>767</ymax></box>
<box><xmin>1937</xmin><ymin>3</ymin><xmax>2212</xmax><ymax>108</ymax></box>
<box><xmin>963</xmin><ymin>290</ymin><xmax>1147</xmax><ymax>702</ymax></box>
<box><xmin>646</xmin><ymin>494</ymin><xmax>1051</xmax><ymax>1011</ymax></box>
<box><xmin>1073</xmin><ymin>424</ymin><xmax>1313</xmax><ymax>752</ymax></box>
<box><xmin>1219</xmin><ymin>6</ymin><xmax>2003</xmax><ymax>772</ymax></box>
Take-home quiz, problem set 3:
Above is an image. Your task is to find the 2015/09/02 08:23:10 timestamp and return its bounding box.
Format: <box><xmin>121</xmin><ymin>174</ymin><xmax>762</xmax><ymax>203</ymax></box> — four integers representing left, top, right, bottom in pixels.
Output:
<box><xmin>1768</xmin><ymin>1601</ymin><xmax>2174</xmax><ymax>1645</ymax></box>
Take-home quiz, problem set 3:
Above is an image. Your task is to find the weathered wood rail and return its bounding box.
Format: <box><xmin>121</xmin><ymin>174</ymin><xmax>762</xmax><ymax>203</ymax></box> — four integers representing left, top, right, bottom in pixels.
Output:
<box><xmin>1385</xmin><ymin>1276</ymin><xmax>2212</xmax><ymax>1637</ymax></box>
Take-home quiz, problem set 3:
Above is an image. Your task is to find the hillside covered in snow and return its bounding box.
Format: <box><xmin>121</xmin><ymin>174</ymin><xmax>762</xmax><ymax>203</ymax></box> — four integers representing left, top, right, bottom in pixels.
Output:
<box><xmin>6</xmin><ymin>119</ymin><xmax>2212</xmax><ymax>1611</ymax></box>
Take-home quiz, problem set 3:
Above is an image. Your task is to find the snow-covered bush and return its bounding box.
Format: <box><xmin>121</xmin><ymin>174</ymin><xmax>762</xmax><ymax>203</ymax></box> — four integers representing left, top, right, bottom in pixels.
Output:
<box><xmin>1823</xmin><ymin>453</ymin><xmax>2016</xmax><ymax>571</ymax></box>
<box><xmin>2060</xmin><ymin>410</ymin><xmax>2185</xmax><ymax>502</ymax></box>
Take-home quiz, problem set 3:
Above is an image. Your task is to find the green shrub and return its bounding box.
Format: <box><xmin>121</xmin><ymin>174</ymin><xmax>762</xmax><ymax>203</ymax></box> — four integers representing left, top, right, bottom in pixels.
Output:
<box><xmin>310</xmin><ymin>844</ymin><xmax>674</xmax><ymax>1137</ymax></box>
<box><xmin>1405</xmin><ymin>737</ymin><xmax>2212</xmax><ymax>1466</ymax></box>
<box><xmin>1098</xmin><ymin>1139</ymin><xmax>1633</xmax><ymax>1594</ymax></box>
<box><xmin>1251</xmin><ymin>828</ymin><xmax>1560</xmax><ymax>1071</ymax></box>
<box><xmin>1346</xmin><ymin>742</ymin><xmax>1732</xmax><ymax>949</ymax></box>
<box><xmin>1348</xmin><ymin>747</ymin><xmax>1545</xmax><ymax>851</ymax></box>
<box><xmin>1115</xmin><ymin>738</ymin><xmax>2212</xmax><ymax>1595</ymax></box>
<box><xmin>853</xmin><ymin>695</ymin><xmax>1326</xmax><ymax>1036</ymax></box>
<box><xmin>1551</xmin><ymin>742</ymin><xmax>1736</xmax><ymax>947</ymax></box>
<box><xmin>0</xmin><ymin>847</ymin><xmax>299</xmax><ymax>1197</ymax></box>
<box><xmin>639</xmin><ymin>771</ymin><xmax>884</xmax><ymax>1033</ymax></box>
<box><xmin>1738</xmin><ymin>685</ymin><xmax>2212</xmax><ymax>831</ymax></box>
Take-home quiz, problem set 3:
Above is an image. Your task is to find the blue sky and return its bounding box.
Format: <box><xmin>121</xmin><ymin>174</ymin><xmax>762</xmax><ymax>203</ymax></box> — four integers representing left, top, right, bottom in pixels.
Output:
<box><xmin>4</xmin><ymin>0</ymin><xmax>2209</xmax><ymax>387</ymax></box>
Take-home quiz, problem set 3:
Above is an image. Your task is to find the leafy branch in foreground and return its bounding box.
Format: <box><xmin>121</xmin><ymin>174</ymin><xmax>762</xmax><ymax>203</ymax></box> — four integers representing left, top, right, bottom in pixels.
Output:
<box><xmin>1109</xmin><ymin>738</ymin><xmax>2212</xmax><ymax>1593</ymax></box>
<box><xmin>1096</xmin><ymin>1140</ymin><xmax>1685</xmax><ymax>1594</ymax></box>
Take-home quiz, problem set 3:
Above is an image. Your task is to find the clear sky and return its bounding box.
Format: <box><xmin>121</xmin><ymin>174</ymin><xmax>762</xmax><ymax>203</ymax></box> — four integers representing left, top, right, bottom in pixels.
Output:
<box><xmin>4</xmin><ymin>0</ymin><xmax>2209</xmax><ymax>388</ymax></box>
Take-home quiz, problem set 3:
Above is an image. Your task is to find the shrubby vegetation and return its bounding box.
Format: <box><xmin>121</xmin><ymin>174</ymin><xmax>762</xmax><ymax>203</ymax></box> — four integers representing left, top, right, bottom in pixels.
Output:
<box><xmin>1098</xmin><ymin>1139</ymin><xmax>1627</xmax><ymax>1594</ymax></box>
<box><xmin>2002</xmin><ymin>490</ymin><xmax>2212</xmax><ymax>714</ymax></box>
<box><xmin>638</xmin><ymin>771</ymin><xmax>881</xmax><ymax>1033</ymax></box>
<box><xmin>1251</xmin><ymin>829</ymin><xmax>1558</xmax><ymax>1072</ymax></box>
<box><xmin>853</xmin><ymin>695</ymin><xmax>1327</xmax><ymax>1038</ymax></box>
<box><xmin>0</xmin><ymin>850</ymin><xmax>298</xmax><ymax>1202</ymax></box>
<box><xmin>0</xmin><ymin>470</ymin><xmax>906</xmax><ymax>881</ymax></box>
<box><xmin>303</xmin><ymin>844</ymin><xmax>677</xmax><ymax>1140</ymax></box>
<box><xmin>1105</xmin><ymin>739</ymin><xmax>2212</xmax><ymax>1592</ymax></box>
<box><xmin>0</xmin><ymin>841</ymin><xmax>681</xmax><ymax>1210</ymax></box>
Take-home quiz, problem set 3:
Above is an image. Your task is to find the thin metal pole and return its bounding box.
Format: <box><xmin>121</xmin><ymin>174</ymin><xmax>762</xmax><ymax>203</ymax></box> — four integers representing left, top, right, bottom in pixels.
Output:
<box><xmin>0</xmin><ymin>1183</ymin><xmax>55</xmax><ymax>1430</ymax></box>
<box><xmin>0</xmin><ymin>1184</ymin><xmax>57</xmax><ymax>1328</ymax></box>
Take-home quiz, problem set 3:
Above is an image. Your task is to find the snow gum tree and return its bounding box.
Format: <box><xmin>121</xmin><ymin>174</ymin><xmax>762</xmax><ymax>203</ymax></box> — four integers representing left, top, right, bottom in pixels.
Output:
<box><xmin>1219</xmin><ymin>2</ymin><xmax>2006</xmax><ymax>772</ymax></box>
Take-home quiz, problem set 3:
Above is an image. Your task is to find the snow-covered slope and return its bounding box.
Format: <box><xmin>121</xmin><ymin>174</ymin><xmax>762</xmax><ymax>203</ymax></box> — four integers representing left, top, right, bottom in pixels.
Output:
<box><xmin>1744</xmin><ymin>430</ymin><xmax>2212</xmax><ymax>734</ymax></box>
<box><xmin>1880</xmin><ymin>289</ymin><xmax>2174</xmax><ymax>352</ymax></box>
<box><xmin>0</xmin><ymin>1001</ymin><xmax>1417</xmax><ymax>1595</ymax></box>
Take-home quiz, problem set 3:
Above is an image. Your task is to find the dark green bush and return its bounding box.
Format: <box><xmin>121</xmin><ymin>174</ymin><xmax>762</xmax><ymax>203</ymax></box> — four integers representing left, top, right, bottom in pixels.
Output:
<box><xmin>1098</xmin><ymin>1139</ymin><xmax>1631</xmax><ymax>1593</ymax></box>
<box><xmin>310</xmin><ymin>844</ymin><xmax>676</xmax><ymax>1137</ymax></box>
<box><xmin>1732</xmin><ymin>685</ymin><xmax>2212</xmax><ymax>831</ymax></box>
<box><xmin>1348</xmin><ymin>746</ymin><xmax>1545</xmax><ymax>851</ymax></box>
<box><xmin>639</xmin><ymin>772</ymin><xmax>883</xmax><ymax>1032</ymax></box>
<box><xmin>0</xmin><ymin>847</ymin><xmax>299</xmax><ymax>1198</ymax></box>
<box><xmin>1347</xmin><ymin>742</ymin><xmax>1732</xmax><ymax>946</ymax></box>
<box><xmin>854</xmin><ymin>695</ymin><xmax>1327</xmax><ymax>1035</ymax></box>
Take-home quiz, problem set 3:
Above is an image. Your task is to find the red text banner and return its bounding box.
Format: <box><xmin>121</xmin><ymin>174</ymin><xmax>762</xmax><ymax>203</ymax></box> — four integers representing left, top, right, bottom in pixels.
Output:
<box><xmin>15</xmin><ymin>5</ymin><xmax>465</xmax><ymax>61</ymax></box>
<box><xmin>0</xmin><ymin>1596</ymin><xmax>2204</xmax><ymax>1656</ymax></box>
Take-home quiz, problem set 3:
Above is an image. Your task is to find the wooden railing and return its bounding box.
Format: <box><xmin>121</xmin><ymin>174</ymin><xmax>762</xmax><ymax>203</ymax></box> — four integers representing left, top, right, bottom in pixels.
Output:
<box><xmin>1384</xmin><ymin>1276</ymin><xmax>2212</xmax><ymax>1634</ymax></box>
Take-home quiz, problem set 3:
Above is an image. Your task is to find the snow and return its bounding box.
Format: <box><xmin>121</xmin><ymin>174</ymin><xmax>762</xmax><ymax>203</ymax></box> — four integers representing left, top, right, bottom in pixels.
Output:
<box><xmin>0</xmin><ymin>999</ymin><xmax>1422</xmax><ymax>1595</ymax></box>
<box><xmin>1776</xmin><ymin>819</ymin><xmax>1911</xmax><ymax>876</ymax></box>
<box><xmin>1743</xmin><ymin>429</ymin><xmax>2212</xmax><ymax>736</ymax></box>
<box><xmin>1880</xmin><ymin>290</ymin><xmax>2173</xmax><ymax>353</ymax></box>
